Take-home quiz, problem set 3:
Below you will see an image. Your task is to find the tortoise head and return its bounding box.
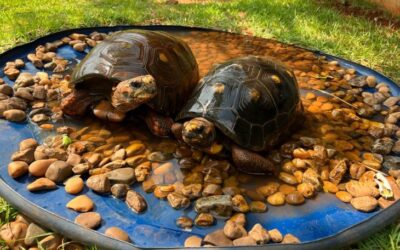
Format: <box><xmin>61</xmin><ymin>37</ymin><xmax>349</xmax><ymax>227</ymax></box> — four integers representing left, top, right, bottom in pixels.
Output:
<box><xmin>182</xmin><ymin>117</ymin><xmax>216</xmax><ymax>148</ymax></box>
<box><xmin>111</xmin><ymin>75</ymin><xmax>157</xmax><ymax>113</ymax></box>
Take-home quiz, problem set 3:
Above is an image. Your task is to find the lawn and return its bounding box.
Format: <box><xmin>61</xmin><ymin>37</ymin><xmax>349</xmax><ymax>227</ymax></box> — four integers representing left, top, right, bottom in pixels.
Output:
<box><xmin>0</xmin><ymin>0</ymin><xmax>399</xmax><ymax>249</ymax></box>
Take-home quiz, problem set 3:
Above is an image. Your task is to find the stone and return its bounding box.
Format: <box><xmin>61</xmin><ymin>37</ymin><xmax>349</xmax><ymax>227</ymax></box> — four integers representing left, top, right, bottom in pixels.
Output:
<box><xmin>45</xmin><ymin>160</ymin><xmax>72</xmax><ymax>183</ymax></box>
<box><xmin>111</xmin><ymin>148</ymin><xmax>126</xmax><ymax>161</ymax></box>
<box><xmin>126</xmin><ymin>190</ymin><xmax>147</xmax><ymax>213</ymax></box>
<box><xmin>74</xmin><ymin>212</ymin><xmax>102</xmax><ymax>229</ymax></box>
<box><xmin>103</xmin><ymin>160</ymin><xmax>126</xmax><ymax>170</ymax></box>
<box><xmin>27</xmin><ymin>178</ymin><xmax>56</xmax><ymax>192</ymax></box>
<box><xmin>195</xmin><ymin>213</ymin><xmax>214</xmax><ymax>226</ymax></box>
<box><xmin>38</xmin><ymin>234</ymin><xmax>62</xmax><ymax>250</ymax></box>
<box><xmin>104</xmin><ymin>227</ymin><xmax>131</xmax><ymax>242</ymax></box>
<box><xmin>111</xmin><ymin>183</ymin><xmax>129</xmax><ymax>198</ymax></box>
<box><xmin>15</xmin><ymin>87</ymin><xmax>34</xmax><ymax>101</ymax></box>
<box><xmin>329</xmin><ymin>160</ymin><xmax>347</xmax><ymax>185</ymax></box>
<box><xmin>4</xmin><ymin>109</ymin><xmax>26</xmax><ymax>122</ymax></box>
<box><xmin>24</xmin><ymin>223</ymin><xmax>46</xmax><ymax>246</ymax></box>
<box><xmin>15</xmin><ymin>214</ymin><xmax>31</xmax><ymax>224</ymax></box>
<box><xmin>248</xmin><ymin>223</ymin><xmax>270</xmax><ymax>244</ymax></box>
<box><xmin>107</xmin><ymin>168</ymin><xmax>135</xmax><ymax>184</ymax></box>
<box><xmin>176</xmin><ymin>216</ymin><xmax>193</xmax><ymax>229</ymax></box>
<box><xmin>66</xmin><ymin>154</ymin><xmax>81</xmax><ymax>166</ymax></box>
<box><xmin>0</xmin><ymin>84</ymin><xmax>13</xmax><ymax>96</ymax></box>
<box><xmin>233</xmin><ymin>236</ymin><xmax>257</xmax><ymax>246</ymax></box>
<box><xmin>336</xmin><ymin>191</ymin><xmax>353</xmax><ymax>203</ymax></box>
<box><xmin>64</xmin><ymin>176</ymin><xmax>84</xmax><ymax>194</ymax></box>
<box><xmin>72</xmin><ymin>163</ymin><xmax>90</xmax><ymax>174</ymax></box>
<box><xmin>228</xmin><ymin>213</ymin><xmax>246</xmax><ymax>227</ymax></box>
<box><xmin>147</xmin><ymin>151</ymin><xmax>173</xmax><ymax>162</ymax></box>
<box><xmin>4</xmin><ymin>66</ymin><xmax>20</xmax><ymax>80</ymax></box>
<box><xmin>383</xmin><ymin>156</ymin><xmax>400</xmax><ymax>170</ymax></box>
<box><xmin>73</xmin><ymin>43</ymin><xmax>87</xmax><ymax>52</ymax></box>
<box><xmin>345</xmin><ymin>181</ymin><xmax>379</xmax><ymax>197</ymax></box>
<box><xmin>87</xmin><ymin>153</ymin><xmax>102</xmax><ymax>166</ymax></box>
<box><xmin>8</xmin><ymin>161</ymin><xmax>29</xmax><ymax>178</ymax></box>
<box><xmin>66</xmin><ymin>195</ymin><xmax>94</xmax><ymax>212</ymax></box>
<box><xmin>371</xmin><ymin>137</ymin><xmax>394</xmax><ymax>155</ymax></box>
<box><xmin>350</xmin><ymin>196</ymin><xmax>378</xmax><ymax>212</ymax></box>
<box><xmin>28</xmin><ymin>158</ymin><xmax>57</xmax><ymax>177</ymax></box>
<box><xmin>302</xmin><ymin>168</ymin><xmax>321</xmax><ymax>190</ymax></box>
<box><xmin>32</xmin><ymin>85</ymin><xmax>46</xmax><ymax>100</ymax></box>
<box><xmin>269</xmin><ymin>229</ymin><xmax>283</xmax><ymax>243</ymax></box>
<box><xmin>184</xmin><ymin>236</ymin><xmax>202</xmax><ymax>247</ymax></box>
<box><xmin>256</xmin><ymin>182</ymin><xmax>280</xmax><ymax>197</ymax></box>
<box><xmin>181</xmin><ymin>183</ymin><xmax>202</xmax><ymax>199</ymax></box>
<box><xmin>12</xmin><ymin>148</ymin><xmax>35</xmax><ymax>164</ymax></box>
<box><xmin>392</xmin><ymin>140</ymin><xmax>400</xmax><ymax>154</ymax></box>
<box><xmin>383</xmin><ymin>96</ymin><xmax>400</xmax><ymax>107</ymax></box>
<box><xmin>167</xmin><ymin>192</ymin><xmax>190</xmax><ymax>209</ymax></box>
<box><xmin>204</xmin><ymin>229</ymin><xmax>233</xmax><ymax>246</ymax></box>
<box><xmin>223</xmin><ymin>220</ymin><xmax>247</xmax><ymax>240</ymax></box>
<box><xmin>267</xmin><ymin>192</ymin><xmax>286</xmax><ymax>206</ymax></box>
<box><xmin>0</xmin><ymin>221</ymin><xmax>28</xmax><ymax>248</ymax></box>
<box><xmin>14</xmin><ymin>72</ymin><xmax>34</xmax><ymax>89</ymax></box>
<box><xmin>249</xmin><ymin>201</ymin><xmax>268</xmax><ymax>212</ymax></box>
<box><xmin>232</xmin><ymin>194</ymin><xmax>250</xmax><ymax>213</ymax></box>
<box><xmin>126</xmin><ymin>143</ymin><xmax>146</xmax><ymax>157</ymax></box>
<box><xmin>282</xmin><ymin>234</ymin><xmax>301</xmax><ymax>244</ymax></box>
<box><xmin>195</xmin><ymin>195</ymin><xmax>232</xmax><ymax>217</ymax></box>
<box><xmin>86</xmin><ymin>174</ymin><xmax>111</xmax><ymax>193</ymax></box>
<box><xmin>19</xmin><ymin>138</ymin><xmax>38</xmax><ymax>151</ymax></box>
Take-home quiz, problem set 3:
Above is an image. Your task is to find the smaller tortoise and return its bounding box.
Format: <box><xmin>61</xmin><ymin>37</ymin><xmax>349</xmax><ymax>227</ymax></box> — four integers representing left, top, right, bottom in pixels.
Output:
<box><xmin>173</xmin><ymin>56</ymin><xmax>303</xmax><ymax>174</ymax></box>
<box><xmin>61</xmin><ymin>30</ymin><xmax>199</xmax><ymax>136</ymax></box>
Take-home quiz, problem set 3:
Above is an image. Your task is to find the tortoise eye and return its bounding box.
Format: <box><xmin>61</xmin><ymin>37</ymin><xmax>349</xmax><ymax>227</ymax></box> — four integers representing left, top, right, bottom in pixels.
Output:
<box><xmin>131</xmin><ymin>82</ymin><xmax>142</xmax><ymax>88</ymax></box>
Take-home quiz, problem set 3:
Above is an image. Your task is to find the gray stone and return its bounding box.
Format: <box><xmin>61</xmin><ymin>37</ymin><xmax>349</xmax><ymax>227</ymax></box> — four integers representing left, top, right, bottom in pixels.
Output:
<box><xmin>107</xmin><ymin>168</ymin><xmax>135</xmax><ymax>184</ymax></box>
<box><xmin>86</xmin><ymin>174</ymin><xmax>110</xmax><ymax>193</ymax></box>
<box><xmin>372</xmin><ymin>137</ymin><xmax>394</xmax><ymax>155</ymax></box>
<box><xmin>111</xmin><ymin>184</ymin><xmax>129</xmax><ymax>199</ymax></box>
<box><xmin>45</xmin><ymin>161</ymin><xmax>72</xmax><ymax>183</ymax></box>
<box><xmin>195</xmin><ymin>195</ymin><xmax>233</xmax><ymax>217</ymax></box>
<box><xmin>204</xmin><ymin>229</ymin><xmax>233</xmax><ymax>246</ymax></box>
<box><xmin>24</xmin><ymin>223</ymin><xmax>47</xmax><ymax>246</ymax></box>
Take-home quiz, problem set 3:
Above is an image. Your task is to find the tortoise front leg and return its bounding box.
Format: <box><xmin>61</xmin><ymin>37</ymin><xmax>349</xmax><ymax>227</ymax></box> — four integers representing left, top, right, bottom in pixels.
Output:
<box><xmin>231</xmin><ymin>144</ymin><xmax>278</xmax><ymax>175</ymax></box>
<box><xmin>93</xmin><ymin>100</ymin><xmax>126</xmax><ymax>122</ymax></box>
<box><xmin>144</xmin><ymin>110</ymin><xmax>174</xmax><ymax>137</ymax></box>
<box><xmin>61</xmin><ymin>90</ymin><xmax>95</xmax><ymax>116</ymax></box>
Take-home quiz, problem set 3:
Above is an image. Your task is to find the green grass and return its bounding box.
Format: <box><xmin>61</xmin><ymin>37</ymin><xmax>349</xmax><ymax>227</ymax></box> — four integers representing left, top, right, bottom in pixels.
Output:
<box><xmin>0</xmin><ymin>0</ymin><xmax>399</xmax><ymax>249</ymax></box>
<box><xmin>0</xmin><ymin>0</ymin><xmax>399</xmax><ymax>82</ymax></box>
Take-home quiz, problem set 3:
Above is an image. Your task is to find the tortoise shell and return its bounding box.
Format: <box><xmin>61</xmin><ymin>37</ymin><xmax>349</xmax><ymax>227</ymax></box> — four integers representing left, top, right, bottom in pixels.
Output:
<box><xmin>71</xmin><ymin>30</ymin><xmax>199</xmax><ymax>116</ymax></box>
<box><xmin>178</xmin><ymin>56</ymin><xmax>303</xmax><ymax>151</ymax></box>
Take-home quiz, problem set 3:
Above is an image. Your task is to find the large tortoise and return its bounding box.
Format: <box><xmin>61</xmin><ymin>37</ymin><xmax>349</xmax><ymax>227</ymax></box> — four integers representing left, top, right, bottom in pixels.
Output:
<box><xmin>173</xmin><ymin>56</ymin><xmax>303</xmax><ymax>174</ymax></box>
<box><xmin>61</xmin><ymin>30</ymin><xmax>199</xmax><ymax>136</ymax></box>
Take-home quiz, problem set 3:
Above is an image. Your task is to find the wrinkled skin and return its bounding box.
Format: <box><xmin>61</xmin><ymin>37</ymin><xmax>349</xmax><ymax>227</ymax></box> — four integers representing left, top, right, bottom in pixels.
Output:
<box><xmin>174</xmin><ymin>118</ymin><xmax>277</xmax><ymax>175</ymax></box>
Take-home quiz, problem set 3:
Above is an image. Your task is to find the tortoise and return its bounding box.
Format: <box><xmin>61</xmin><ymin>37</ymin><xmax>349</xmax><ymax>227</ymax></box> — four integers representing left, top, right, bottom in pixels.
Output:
<box><xmin>172</xmin><ymin>56</ymin><xmax>303</xmax><ymax>174</ymax></box>
<box><xmin>61</xmin><ymin>30</ymin><xmax>199</xmax><ymax>136</ymax></box>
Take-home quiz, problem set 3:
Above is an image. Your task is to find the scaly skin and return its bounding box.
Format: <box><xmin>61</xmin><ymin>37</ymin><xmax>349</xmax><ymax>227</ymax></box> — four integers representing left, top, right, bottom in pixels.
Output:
<box><xmin>111</xmin><ymin>75</ymin><xmax>157</xmax><ymax>113</ymax></box>
<box><xmin>61</xmin><ymin>90</ymin><xmax>98</xmax><ymax>116</ymax></box>
<box><xmin>144</xmin><ymin>110</ymin><xmax>174</xmax><ymax>137</ymax></box>
<box><xmin>176</xmin><ymin>118</ymin><xmax>278</xmax><ymax>175</ymax></box>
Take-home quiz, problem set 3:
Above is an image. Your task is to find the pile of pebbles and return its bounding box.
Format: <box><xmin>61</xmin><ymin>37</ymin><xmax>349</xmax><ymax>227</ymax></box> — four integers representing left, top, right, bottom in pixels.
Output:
<box><xmin>0</xmin><ymin>213</ymin><xmax>130</xmax><ymax>249</ymax></box>
<box><xmin>0</xmin><ymin>213</ymin><xmax>86</xmax><ymax>249</ymax></box>
<box><xmin>1</xmin><ymin>31</ymin><xmax>400</xmax><ymax>248</ymax></box>
<box><xmin>0</xmin><ymin>32</ymin><xmax>107</xmax><ymax>127</ymax></box>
